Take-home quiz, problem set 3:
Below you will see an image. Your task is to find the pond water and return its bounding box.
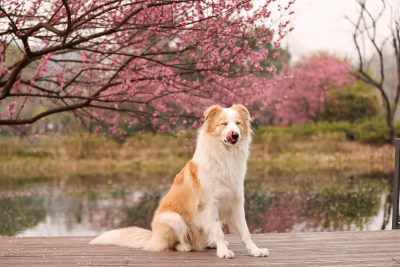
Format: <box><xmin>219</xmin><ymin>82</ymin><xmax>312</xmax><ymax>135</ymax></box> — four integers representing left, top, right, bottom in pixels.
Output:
<box><xmin>0</xmin><ymin>173</ymin><xmax>393</xmax><ymax>237</ymax></box>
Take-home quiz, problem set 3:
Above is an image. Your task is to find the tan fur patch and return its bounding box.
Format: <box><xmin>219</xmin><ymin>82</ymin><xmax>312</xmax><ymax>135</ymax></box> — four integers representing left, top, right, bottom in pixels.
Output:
<box><xmin>204</xmin><ymin>105</ymin><xmax>222</xmax><ymax>121</ymax></box>
<box><xmin>203</xmin><ymin>106</ymin><xmax>228</xmax><ymax>137</ymax></box>
<box><xmin>231</xmin><ymin>104</ymin><xmax>251</xmax><ymax>137</ymax></box>
<box><xmin>156</xmin><ymin>160</ymin><xmax>202</xmax><ymax>220</ymax></box>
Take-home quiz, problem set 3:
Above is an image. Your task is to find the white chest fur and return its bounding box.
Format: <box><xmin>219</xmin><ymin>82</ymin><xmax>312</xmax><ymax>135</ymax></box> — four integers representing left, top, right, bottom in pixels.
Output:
<box><xmin>192</xmin><ymin>131</ymin><xmax>251</xmax><ymax>209</ymax></box>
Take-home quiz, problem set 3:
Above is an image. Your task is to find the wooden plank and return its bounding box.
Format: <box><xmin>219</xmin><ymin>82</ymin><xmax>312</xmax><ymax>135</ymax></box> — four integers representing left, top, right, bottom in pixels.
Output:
<box><xmin>1</xmin><ymin>230</ymin><xmax>400</xmax><ymax>266</ymax></box>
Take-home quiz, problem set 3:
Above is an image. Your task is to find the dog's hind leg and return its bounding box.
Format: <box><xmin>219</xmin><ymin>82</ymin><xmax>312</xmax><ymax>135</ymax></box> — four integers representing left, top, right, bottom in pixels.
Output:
<box><xmin>143</xmin><ymin>222</ymin><xmax>175</xmax><ymax>251</ymax></box>
<box><xmin>151</xmin><ymin>211</ymin><xmax>192</xmax><ymax>252</ymax></box>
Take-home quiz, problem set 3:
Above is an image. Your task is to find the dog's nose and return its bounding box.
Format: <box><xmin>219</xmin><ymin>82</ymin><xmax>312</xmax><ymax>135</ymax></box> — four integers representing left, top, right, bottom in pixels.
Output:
<box><xmin>226</xmin><ymin>130</ymin><xmax>240</xmax><ymax>144</ymax></box>
<box><xmin>232</xmin><ymin>132</ymin><xmax>239</xmax><ymax>140</ymax></box>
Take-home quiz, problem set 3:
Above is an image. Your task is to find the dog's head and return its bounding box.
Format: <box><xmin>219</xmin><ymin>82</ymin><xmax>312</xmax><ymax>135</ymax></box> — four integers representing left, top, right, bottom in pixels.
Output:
<box><xmin>202</xmin><ymin>104</ymin><xmax>251</xmax><ymax>146</ymax></box>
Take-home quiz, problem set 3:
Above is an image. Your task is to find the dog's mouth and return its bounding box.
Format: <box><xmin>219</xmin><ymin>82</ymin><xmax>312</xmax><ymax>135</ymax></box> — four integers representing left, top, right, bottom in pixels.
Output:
<box><xmin>224</xmin><ymin>130</ymin><xmax>240</xmax><ymax>145</ymax></box>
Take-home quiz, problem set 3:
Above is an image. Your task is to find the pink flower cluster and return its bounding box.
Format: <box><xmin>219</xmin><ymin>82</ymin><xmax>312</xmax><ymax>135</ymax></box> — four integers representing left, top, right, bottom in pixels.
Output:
<box><xmin>268</xmin><ymin>53</ymin><xmax>354</xmax><ymax>125</ymax></box>
<box><xmin>0</xmin><ymin>0</ymin><xmax>296</xmax><ymax>134</ymax></box>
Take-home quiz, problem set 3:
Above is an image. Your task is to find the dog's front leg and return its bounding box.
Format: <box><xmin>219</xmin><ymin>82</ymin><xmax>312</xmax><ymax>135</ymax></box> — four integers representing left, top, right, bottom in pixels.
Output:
<box><xmin>206</xmin><ymin>205</ymin><xmax>234</xmax><ymax>259</ymax></box>
<box><xmin>228</xmin><ymin>202</ymin><xmax>269</xmax><ymax>257</ymax></box>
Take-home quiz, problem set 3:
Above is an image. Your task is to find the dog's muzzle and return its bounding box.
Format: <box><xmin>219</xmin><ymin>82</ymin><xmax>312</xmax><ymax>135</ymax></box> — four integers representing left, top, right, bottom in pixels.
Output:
<box><xmin>226</xmin><ymin>130</ymin><xmax>240</xmax><ymax>144</ymax></box>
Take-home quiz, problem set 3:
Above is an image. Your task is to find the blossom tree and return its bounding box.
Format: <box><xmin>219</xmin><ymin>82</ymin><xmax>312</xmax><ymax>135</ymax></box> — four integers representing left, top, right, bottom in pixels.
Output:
<box><xmin>268</xmin><ymin>53</ymin><xmax>353</xmax><ymax>125</ymax></box>
<box><xmin>0</xmin><ymin>0</ymin><xmax>294</xmax><ymax>135</ymax></box>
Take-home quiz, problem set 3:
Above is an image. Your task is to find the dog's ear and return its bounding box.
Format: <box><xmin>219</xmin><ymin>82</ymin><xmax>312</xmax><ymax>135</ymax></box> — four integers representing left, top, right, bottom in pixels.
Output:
<box><xmin>204</xmin><ymin>105</ymin><xmax>222</xmax><ymax>121</ymax></box>
<box><xmin>231</xmin><ymin>104</ymin><xmax>251</xmax><ymax>121</ymax></box>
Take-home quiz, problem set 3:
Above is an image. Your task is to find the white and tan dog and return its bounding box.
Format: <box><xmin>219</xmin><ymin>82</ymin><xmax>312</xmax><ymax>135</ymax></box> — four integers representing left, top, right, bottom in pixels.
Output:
<box><xmin>90</xmin><ymin>104</ymin><xmax>269</xmax><ymax>259</ymax></box>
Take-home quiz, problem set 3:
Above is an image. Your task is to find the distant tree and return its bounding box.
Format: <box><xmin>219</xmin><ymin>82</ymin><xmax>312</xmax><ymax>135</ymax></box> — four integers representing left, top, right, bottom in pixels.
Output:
<box><xmin>0</xmin><ymin>0</ymin><xmax>294</xmax><ymax>135</ymax></box>
<box><xmin>348</xmin><ymin>0</ymin><xmax>400</xmax><ymax>144</ymax></box>
<box><xmin>268</xmin><ymin>53</ymin><xmax>353</xmax><ymax>125</ymax></box>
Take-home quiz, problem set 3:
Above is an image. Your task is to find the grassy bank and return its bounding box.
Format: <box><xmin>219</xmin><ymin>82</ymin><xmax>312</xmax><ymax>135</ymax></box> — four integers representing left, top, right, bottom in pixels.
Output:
<box><xmin>0</xmin><ymin>124</ymin><xmax>394</xmax><ymax>194</ymax></box>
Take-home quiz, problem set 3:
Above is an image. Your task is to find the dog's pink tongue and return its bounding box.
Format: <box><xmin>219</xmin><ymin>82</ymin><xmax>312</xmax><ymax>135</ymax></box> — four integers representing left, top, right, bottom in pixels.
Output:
<box><xmin>226</xmin><ymin>130</ymin><xmax>234</xmax><ymax>143</ymax></box>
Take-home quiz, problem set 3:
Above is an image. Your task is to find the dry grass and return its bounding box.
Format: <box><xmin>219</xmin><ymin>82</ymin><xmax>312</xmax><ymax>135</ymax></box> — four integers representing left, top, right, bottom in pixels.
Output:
<box><xmin>250</xmin><ymin>138</ymin><xmax>393</xmax><ymax>175</ymax></box>
<box><xmin>247</xmin><ymin>138</ymin><xmax>393</xmax><ymax>192</ymax></box>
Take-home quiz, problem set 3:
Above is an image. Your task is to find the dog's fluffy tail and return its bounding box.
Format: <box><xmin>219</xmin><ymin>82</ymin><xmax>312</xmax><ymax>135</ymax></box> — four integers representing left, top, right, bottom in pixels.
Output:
<box><xmin>90</xmin><ymin>227</ymin><xmax>152</xmax><ymax>248</ymax></box>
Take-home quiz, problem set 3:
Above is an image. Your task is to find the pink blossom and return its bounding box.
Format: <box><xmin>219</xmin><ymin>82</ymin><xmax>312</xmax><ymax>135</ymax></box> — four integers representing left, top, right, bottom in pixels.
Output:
<box><xmin>0</xmin><ymin>0</ymin><xmax>295</xmax><ymax>135</ymax></box>
<box><xmin>269</xmin><ymin>53</ymin><xmax>353</xmax><ymax>125</ymax></box>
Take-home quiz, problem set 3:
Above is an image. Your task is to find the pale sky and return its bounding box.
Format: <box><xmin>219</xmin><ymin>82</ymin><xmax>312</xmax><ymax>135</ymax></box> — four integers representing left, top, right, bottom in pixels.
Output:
<box><xmin>284</xmin><ymin>0</ymin><xmax>400</xmax><ymax>63</ymax></box>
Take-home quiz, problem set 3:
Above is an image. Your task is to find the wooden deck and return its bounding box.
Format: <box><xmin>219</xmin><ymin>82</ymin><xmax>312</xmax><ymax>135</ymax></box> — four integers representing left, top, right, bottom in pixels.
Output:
<box><xmin>1</xmin><ymin>230</ymin><xmax>400</xmax><ymax>266</ymax></box>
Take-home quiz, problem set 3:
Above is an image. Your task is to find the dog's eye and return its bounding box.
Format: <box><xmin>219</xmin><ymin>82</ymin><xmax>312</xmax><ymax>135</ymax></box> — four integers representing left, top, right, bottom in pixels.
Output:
<box><xmin>220</xmin><ymin>122</ymin><xmax>228</xmax><ymax>126</ymax></box>
<box><xmin>236</xmin><ymin>121</ymin><xmax>241</xmax><ymax>125</ymax></box>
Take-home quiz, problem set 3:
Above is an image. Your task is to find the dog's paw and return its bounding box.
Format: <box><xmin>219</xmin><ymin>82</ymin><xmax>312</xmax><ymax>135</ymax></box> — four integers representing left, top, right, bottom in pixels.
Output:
<box><xmin>207</xmin><ymin>240</ymin><xmax>229</xmax><ymax>249</ymax></box>
<box><xmin>175</xmin><ymin>243</ymin><xmax>191</xmax><ymax>252</ymax></box>
<box><xmin>249</xmin><ymin>248</ymin><xmax>269</xmax><ymax>257</ymax></box>
<box><xmin>217</xmin><ymin>248</ymin><xmax>235</xmax><ymax>259</ymax></box>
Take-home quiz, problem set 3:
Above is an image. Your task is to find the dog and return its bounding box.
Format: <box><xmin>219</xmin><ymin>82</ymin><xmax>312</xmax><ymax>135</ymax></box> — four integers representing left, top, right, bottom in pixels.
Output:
<box><xmin>90</xmin><ymin>104</ymin><xmax>269</xmax><ymax>258</ymax></box>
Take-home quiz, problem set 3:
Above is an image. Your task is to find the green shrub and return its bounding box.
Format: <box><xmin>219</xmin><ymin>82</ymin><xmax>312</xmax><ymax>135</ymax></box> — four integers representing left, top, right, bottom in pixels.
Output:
<box><xmin>352</xmin><ymin>118</ymin><xmax>390</xmax><ymax>143</ymax></box>
<box><xmin>254</xmin><ymin>118</ymin><xmax>397</xmax><ymax>144</ymax></box>
<box><xmin>253</xmin><ymin>121</ymin><xmax>354</xmax><ymax>143</ymax></box>
<box><xmin>321</xmin><ymin>80</ymin><xmax>380</xmax><ymax>122</ymax></box>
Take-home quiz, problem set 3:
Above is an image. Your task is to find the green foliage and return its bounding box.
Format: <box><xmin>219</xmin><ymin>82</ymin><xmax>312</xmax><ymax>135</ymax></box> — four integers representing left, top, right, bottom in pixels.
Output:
<box><xmin>253</xmin><ymin>121</ymin><xmax>354</xmax><ymax>143</ymax></box>
<box><xmin>321</xmin><ymin>80</ymin><xmax>380</xmax><ymax>122</ymax></box>
<box><xmin>254</xmin><ymin>118</ymin><xmax>397</xmax><ymax>144</ymax></box>
<box><xmin>352</xmin><ymin>118</ymin><xmax>390</xmax><ymax>143</ymax></box>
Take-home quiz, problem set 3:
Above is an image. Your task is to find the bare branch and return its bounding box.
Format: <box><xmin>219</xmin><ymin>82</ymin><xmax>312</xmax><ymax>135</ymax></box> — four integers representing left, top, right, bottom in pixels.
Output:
<box><xmin>349</xmin><ymin>0</ymin><xmax>400</xmax><ymax>143</ymax></box>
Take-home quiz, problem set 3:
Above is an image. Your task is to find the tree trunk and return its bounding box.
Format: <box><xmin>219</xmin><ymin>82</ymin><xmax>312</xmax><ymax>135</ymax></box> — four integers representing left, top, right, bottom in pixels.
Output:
<box><xmin>389</xmin><ymin>119</ymin><xmax>396</xmax><ymax>145</ymax></box>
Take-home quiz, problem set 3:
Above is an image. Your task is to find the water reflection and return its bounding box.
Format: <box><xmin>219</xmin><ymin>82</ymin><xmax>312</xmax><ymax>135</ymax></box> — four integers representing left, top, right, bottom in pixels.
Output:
<box><xmin>0</xmin><ymin>174</ymin><xmax>392</xmax><ymax>237</ymax></box>
<box><xmin>245</xmin><ymin>190</ymin><xmax>382</xmax><ymax>233</ymax></box>
<box><xmin>0</xmin><ymin>196</ymin><xmax>45</xmax><ymax>236</ymax></box>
